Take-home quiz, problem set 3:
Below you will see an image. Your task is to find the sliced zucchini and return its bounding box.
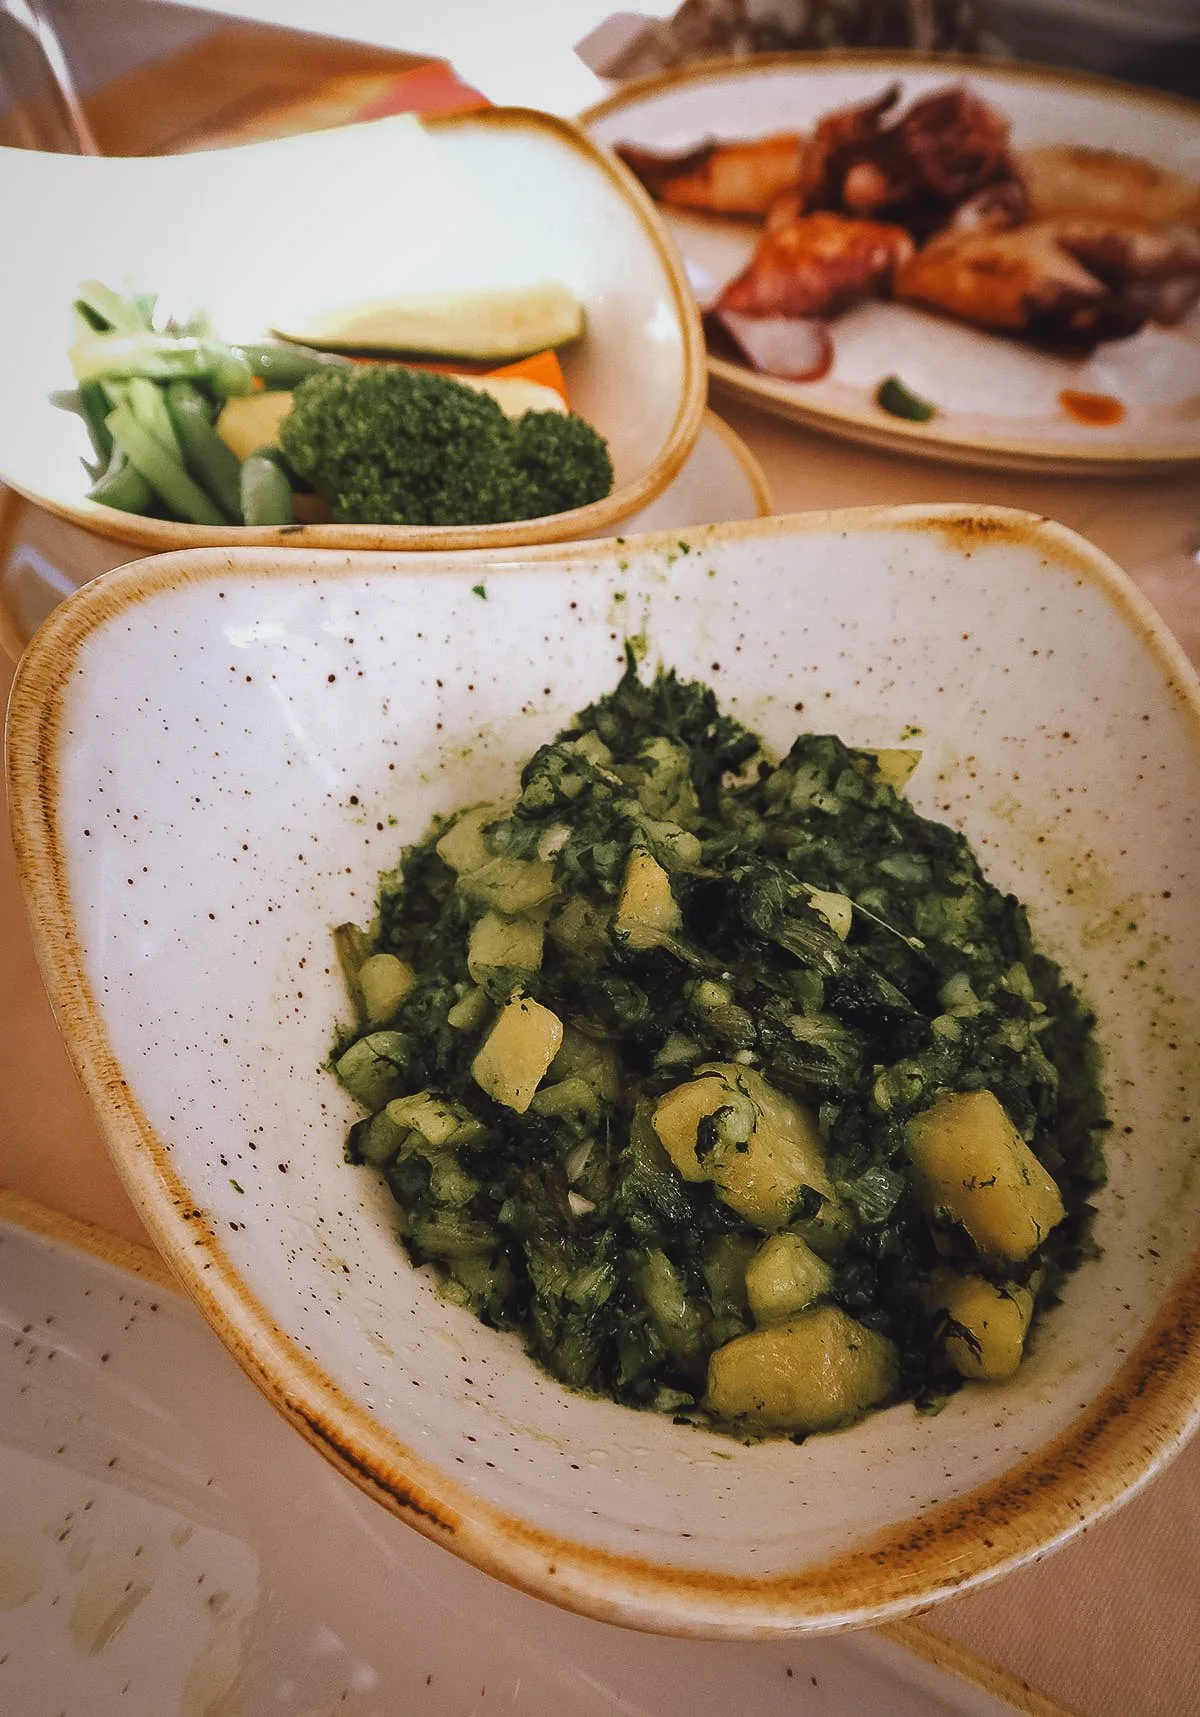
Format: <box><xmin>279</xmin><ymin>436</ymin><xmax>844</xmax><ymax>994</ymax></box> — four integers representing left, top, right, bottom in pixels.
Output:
<box><xmin>273</xmin><ymin>281</ymin><xmax>584</xmax><ymax>361</ymax></box>
<box><xmin>453</xmin><ymin>373</ymin><xmax>566</xmax><ymax>417</ymax></box>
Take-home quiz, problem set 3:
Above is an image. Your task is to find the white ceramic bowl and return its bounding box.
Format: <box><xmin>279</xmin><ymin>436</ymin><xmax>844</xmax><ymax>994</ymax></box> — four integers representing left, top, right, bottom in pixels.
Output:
<box><xmin>0</xmin><ymin>411</ymin><xmax>771</xmax><ymax>657</ymax></box>
<box><xmin>0</xmin><ymin>109</ymin><xmax>705</xmax><ymax>551</ymax></box>
<box><xmin>9</xmin><ymin>506</ymin><xmax>1200</xmax><ymax>1636</ymax></box>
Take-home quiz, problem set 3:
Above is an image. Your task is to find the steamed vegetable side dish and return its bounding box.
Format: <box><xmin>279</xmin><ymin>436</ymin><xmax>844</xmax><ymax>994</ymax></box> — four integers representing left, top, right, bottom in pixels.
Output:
<box><xmin>331</xmin><ymin>661</ymin><xmax>1108</xmax><ymax>1438</ymax></box>
<box><xmin>61</xmin><ymin>279</ymin><xmax>612</xmax><ymax>527</ymax></box>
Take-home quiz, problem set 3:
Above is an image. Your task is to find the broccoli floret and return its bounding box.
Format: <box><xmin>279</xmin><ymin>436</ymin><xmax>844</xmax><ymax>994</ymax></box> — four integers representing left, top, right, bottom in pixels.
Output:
<box><xmin>513</xmin><ymin>409</ymin><xmax>615</xmax><ymax>517</ymax></box>
<box><xmin>279</xmin><ymin>364</ymin><xmax>613</xmax><ymax>527</ymax></box>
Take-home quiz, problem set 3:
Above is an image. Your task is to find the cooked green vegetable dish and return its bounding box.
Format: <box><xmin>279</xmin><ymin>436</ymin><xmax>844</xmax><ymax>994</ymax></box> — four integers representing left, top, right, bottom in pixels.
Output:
<box><xmin>331</xmin><ymin>659</ymin><xmax>1107</xmax><ymax>1437</ymax></box>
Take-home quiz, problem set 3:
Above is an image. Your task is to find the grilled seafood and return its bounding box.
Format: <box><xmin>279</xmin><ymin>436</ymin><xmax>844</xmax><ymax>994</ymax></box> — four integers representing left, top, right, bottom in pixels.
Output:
<box><xmin>615</xmin><ymin>133</ymin><xmax>816</xmax><ymax>217</ymax></box>
<box><xmin>809</xmin><ymin>84</ymin><xmax>1024</xmax><ymax>239</ymax></box>
<box><xmin>718</xmin><ymin>211</ymin><xmax>914</xmax><ymax>319</ymax></box>
<box><xmin>1053</xmin><ymin>215</ymin><xmax>1200</xmax><ymax>327</ymax></box>
<box><xmin>1021</xmin><ymin>145</ymin><xmax>1200</xmax><ymax>230</ymax></box>
<box><xmin>617</xmin><ymin>84</ymin><xmax>1023</xmax><ymax>236</ymax></box>
<box><xmin>894</xmin><ymin>223</ymin><xmax>1143</xmax><ymax>348</ymax></box>
<box><xmin>616</xmin><ymin>80</ymin><xmax>1200</xmax><ymax>380</ymax></box>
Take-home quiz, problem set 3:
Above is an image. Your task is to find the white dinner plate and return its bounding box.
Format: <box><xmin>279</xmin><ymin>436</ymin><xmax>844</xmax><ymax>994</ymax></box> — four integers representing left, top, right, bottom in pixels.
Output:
<box><xmin>584</xmin><ymin>53</ymin><xmax>1200</xmax><ymax>475</ymax></box>
<box><xmin>0</xmin><ymin>1197</ymin><xmax>1030</xmax><ymax>1716</ymax></box>
<box><xmin>0</xmin><ymin>411</ymin><xmax>770</xmax><ymax>657</ymax></box>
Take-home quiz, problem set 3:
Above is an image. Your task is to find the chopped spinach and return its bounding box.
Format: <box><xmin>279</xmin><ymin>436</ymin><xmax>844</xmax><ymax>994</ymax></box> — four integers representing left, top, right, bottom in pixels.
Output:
<box><xmin>331</xmin><ymin>659</ymin><xmax>1107</xmax><ymax>1435</ymax></box>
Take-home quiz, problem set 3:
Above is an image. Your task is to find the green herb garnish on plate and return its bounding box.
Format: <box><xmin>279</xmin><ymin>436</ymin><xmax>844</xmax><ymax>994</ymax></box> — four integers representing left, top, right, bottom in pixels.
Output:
<box><xmin>876</xmin><ymin>375</ymin><xmax>938</xmax><ymax>422</ymax></box>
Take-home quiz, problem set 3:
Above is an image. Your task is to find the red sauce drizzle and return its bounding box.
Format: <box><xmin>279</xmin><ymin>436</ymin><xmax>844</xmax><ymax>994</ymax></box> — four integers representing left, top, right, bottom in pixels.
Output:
<box><xmin>1059</xmin><ymin>389</ymin><xmax>1125</xmax><ymax>427</ymax></box>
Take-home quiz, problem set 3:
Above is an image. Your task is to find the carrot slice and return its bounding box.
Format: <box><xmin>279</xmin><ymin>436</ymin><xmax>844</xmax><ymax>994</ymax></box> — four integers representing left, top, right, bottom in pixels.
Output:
<box><xmin>486</xmin><ymin>349</ymin><xmax>569</xmax><ymax>403</ymax></box>
<box><xmin>344</xmin><ymin>347</ymin><xmax>571</xmax><ymax>406</ymax></box>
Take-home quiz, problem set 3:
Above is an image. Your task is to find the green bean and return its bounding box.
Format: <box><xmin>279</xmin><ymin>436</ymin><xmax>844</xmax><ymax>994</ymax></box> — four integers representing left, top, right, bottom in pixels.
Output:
<box><xmin>70</xmin><ymin>331</ymin><xmax>243</xmax><ymax>387</ymax></box>
<box><xmin>233</xmin><ymin>343</ymin><xmax>349</xmax><ymax>389</ymax></box>
<box><xmin>165</xmin><ymin>381</ymin><xmax>243</xmax><ymax>522</ymax></box>
<box><xmin>107</xmin><ymin>405</ymin><xmax>225</xmax><ymax>526</ymax></box>
<box><xmin>211</xmin><ymin>348</ymin><xmax>256</xmax><ymax>398</ymax></box>
<box><xmin>78</xmin><ymin>379</ymin><xmax>115</xmax><ymax>462</ymax></box>
<box><xmin>87</xmin><ymin>446</ymin><xmax>155</xmax><ymax>515</ymax></box>
<box><xmin>124</xmin><ymin>377</ymin><xmax>183</xmax><ymax>462</ymax></box>
<box><xmin>240</xmin><ymin>449</ymin><xmax>294</xmax><ymax>526</ymax></box>
<box><xmin>75</xmin><ymin>279</ymin><xmax>148</xmax><ymax>334</ymax></box>
<box><xmin>131</xmin><ymin>290</ymin><xmax>158</xmax><ymax>330</ymax></box>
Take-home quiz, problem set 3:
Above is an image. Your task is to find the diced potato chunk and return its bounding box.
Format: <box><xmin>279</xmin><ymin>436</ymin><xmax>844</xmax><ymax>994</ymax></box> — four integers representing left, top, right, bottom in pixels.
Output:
<box><xmin>746</xmin><ymin>1233</ymin><xmax>834</xmax><ymax>1326</ymax></box>
<box><xmin>637</xmin><ymin>1247</ymin><xmax>705</xmax><ymax>1364</ymax></box>
<box><xmin>868</xmin><ymin>748</ymin><xmax>922</xmax><ymax>793</ymax></box>
<box><xmin>571</xmin><ymin>730</ymin><xmax>613</xmax><ymax>768</ymax></box>
<box><xmin>358</xmin><ymin>952</ymin><xmax>416</xmax><ymax>1024</ymax></box>
<box><xmin>467</xmin><ymin>911</ymin><xmax>545</xmax><ymax>985</ymax></box>
<box><xmin>614</xmin><ymin>849</ymin><xmax>680</xmax><ymax>949</ymax></box>
<box><xmin>652</xmin><ymin>1064</ymin><xmax>840</xmax><ymax>1234</ymax></box>
<box><xmin>438</xmin><ymin>804</ymin><xmax>555</xmax><ymax>913</ymax></box>
<box><xmin>652</xmin><ymin>1068</ymin><xmax>753</xmax><ymax>1184</ymax></box>
<box><xmin>385</xmin><ymin>1090</ymin><xmax>484</xmax><ymax>1148</ymax></box>
<box><xmin>640</xmin><ymin>820</ymin><xmax>702</xmax><ymax>872</ymax></box>
<box><xmin>549</xmin><ymin>1026</ymin><xmax>621</xmax><ymax>1102</ymax></box>
<box><xmin>632</xmin><ymin>735</ymin><xmax>698</xmax><ymax>824</ymax></box>
<box><xmin>930</xmin><ymin>1271</ymin><xmax>1034</xmax><ymax>1381</ymax></box>
<box><xmin>334</xmin><ymin>1031</ymin><xmax>410</xmax><ymax>1111</ymax></box>
<box><xmin>446</xmin><ymin>986</ymin><xmax>491</xmax><ymax>1033</ymax></box>
<box><xmin>548</xmin><ymin>895</ymin><xmax>612</xmax><ymax>960</ymax></box>
<box><xmin>472</xmin><ymin>994</ymin><xmax>563</xmax><ymax>1113</ymax></box>
<box><xmin>706</xmin><ymin>1306</ymin><xmax>898</xmax><ymax>1433</ymax></box>
<box><xmin>215</xmin><ymin>389</ymin><xmax>295</xmax><ymax>461</ymax></box>
<box><xmin>906</xmin><ymin>1091</ymin><xmax>1065</xmax><ymax>1264</ymax></box>
<box><xmin>460</xmin><ymin>857</ymin><xmax>555</xmax><ymax>914</ymax></box>
<box><xmin>529</xmin><ymin>1075</ymin><xmax>599</xmax><ymax>1120</ymax></box>
<box><xmin>435</xmin><ymin>803</ymin><xmax>505</xmax><ymax>874</ymax></box>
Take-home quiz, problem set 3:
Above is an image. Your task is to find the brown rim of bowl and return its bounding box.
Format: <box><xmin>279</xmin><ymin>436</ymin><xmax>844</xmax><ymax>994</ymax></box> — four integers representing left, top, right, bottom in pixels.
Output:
<box><xmin>581</xmin><ymin>52</ymin><xmax>1200</xmax><ymax>474</ymax></box>
<box><xmin>700</xmin><ymin>407</ymin><xmax>774</xmax><ymax>516</ymax></box>
<box><xmin>0</xmin><ymin>408</ymin><xmax>768</xmax><ymax>667</ymax></box>
<box><xmin>8</xmin><ymin>503</ymin><xmax>1200</xmax><ymax>1637</ymax></box>
<box><xmin>17</xmin><ymin>105</ymin><xmax>707</xmax><ymax>554</ymax></box>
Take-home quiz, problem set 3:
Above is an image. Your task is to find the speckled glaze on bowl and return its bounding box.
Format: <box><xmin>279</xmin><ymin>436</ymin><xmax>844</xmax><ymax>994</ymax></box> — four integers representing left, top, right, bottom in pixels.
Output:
<box><xmin>0</xmin><ymin>107</ymin><xmax>705</xmax><ymax>552</ymax></box>
<box><xmin>8</xmin><ymin>506</ymin><xmax>1200</xmax><ymax>1637</ymax></box>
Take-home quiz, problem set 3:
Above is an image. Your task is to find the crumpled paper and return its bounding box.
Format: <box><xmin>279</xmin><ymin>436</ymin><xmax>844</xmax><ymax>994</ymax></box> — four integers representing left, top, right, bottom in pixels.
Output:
<box><xmin>577</xmin><ymin>0</ymin><xmax>1001</xmax><ymax>83</ymax></box>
